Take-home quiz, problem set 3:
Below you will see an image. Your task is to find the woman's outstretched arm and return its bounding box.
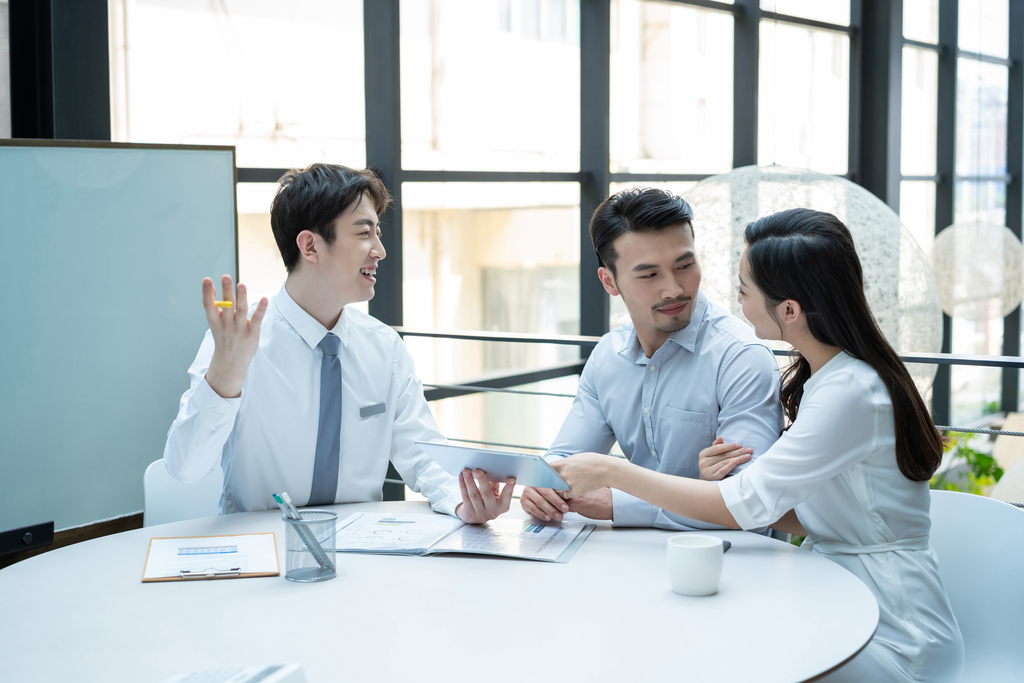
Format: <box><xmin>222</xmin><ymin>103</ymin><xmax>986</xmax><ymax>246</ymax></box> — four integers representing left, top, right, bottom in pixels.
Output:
<box><xmin>552</xmin><ymin>454</ymin><xmax>740</xmax><ymax>529</ymax></box>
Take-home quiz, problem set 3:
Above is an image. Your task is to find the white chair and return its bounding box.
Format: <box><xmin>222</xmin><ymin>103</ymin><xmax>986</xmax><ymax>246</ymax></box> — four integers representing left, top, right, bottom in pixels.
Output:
<box><xmin>929</xmin><ymin>490</ymin><xmax>1024</xmax><ymax>682</ymax></box>
<box><xmin>991</xmin><ymin>458</ymin><xmax>1024</xmax><ymax>504</ymax></box>
<box><xmin>143</xmin><ymin>459</ymin><xmax>223</xmax><ymax>527</ymax></box>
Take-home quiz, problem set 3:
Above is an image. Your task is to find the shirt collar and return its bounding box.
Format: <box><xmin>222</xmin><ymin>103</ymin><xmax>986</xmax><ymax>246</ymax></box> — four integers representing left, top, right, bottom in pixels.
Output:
<box><xmin>275</xmin><ymin>282</ymin><xmax>350</xmax><ymax>351</ymax></box>
<box><xmin>803</xmin><ymin>350</ymin><xmax>851</xmax><ymax>394</ymax></box>
<box><xmin>616</xmin><ymin>290</ymin><xmax>710</xmax><ymax>363</ymax></box>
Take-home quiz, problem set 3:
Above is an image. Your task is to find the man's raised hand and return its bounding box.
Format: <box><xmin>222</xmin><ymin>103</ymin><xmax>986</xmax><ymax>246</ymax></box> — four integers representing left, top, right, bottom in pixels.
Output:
<box><xmin>202</xmin><ymin>275</ymin><xmax>268</xmax><ymax>399</ymax></box>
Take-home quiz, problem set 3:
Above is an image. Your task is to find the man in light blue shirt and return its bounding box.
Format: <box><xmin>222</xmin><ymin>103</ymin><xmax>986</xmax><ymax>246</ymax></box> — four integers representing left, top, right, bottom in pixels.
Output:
<box><xmin>521</xmin><ymin>188</ymin><xmax>783</xmax><ymax>530</ymax></box>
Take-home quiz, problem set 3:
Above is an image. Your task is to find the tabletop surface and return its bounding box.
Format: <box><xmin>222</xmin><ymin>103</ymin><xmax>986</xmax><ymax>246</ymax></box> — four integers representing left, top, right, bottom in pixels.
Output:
<box><xmin>0</xmin><ymin>501</ymin><xmax>878</xmax><ymax>683</ymax></box>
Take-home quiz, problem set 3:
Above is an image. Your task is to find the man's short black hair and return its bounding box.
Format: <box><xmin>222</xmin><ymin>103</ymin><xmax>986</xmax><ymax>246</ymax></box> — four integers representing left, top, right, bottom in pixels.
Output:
<box><xmin>588</xmin><ymin>187</ymin><xmax>695</xmax><ymax>276</ymax></box>
<box><xmin>270</xmin><ymin>163</ymin><xmax>392</xmax><ymax>272</ymax></box>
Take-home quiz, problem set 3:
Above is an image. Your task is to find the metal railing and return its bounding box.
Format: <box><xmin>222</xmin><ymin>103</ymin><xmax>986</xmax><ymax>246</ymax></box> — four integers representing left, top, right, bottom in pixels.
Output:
<box><xmin>397</xmin><ymin>327</ymin><xmax>1024</xmax><ymax>444</ymax></box>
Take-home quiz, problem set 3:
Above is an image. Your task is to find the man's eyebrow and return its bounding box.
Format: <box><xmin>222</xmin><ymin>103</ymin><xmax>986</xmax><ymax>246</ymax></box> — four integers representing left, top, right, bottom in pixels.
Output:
<box><xmin>631</xmin><ymin>251</ymin><xmax>695</xmax><ymax>272</ymax></box>
<box><xmin>353</xmin><ymin>217</ymin><xmax>380</xmax><ymax>228</ymax></box>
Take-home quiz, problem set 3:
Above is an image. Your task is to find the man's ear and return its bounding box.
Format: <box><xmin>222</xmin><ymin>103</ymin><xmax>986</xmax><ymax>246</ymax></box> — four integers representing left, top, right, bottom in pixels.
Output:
<box><xmin>598</xmin><ymin>266</ymin><xmax>620</xmax><ymax>297</ymax></box>
<box><xmin>296</xmin><ymin>230</ymin><xmax>319</xmax><ymax>264</ymax></box>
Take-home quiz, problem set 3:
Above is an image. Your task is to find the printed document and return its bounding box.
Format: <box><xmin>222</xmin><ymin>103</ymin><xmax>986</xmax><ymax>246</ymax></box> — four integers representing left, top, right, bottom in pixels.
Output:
<box><xmin>333</xmin><ymin>513</ymin><xmax>594</xmax><ymax>563</ymax></box>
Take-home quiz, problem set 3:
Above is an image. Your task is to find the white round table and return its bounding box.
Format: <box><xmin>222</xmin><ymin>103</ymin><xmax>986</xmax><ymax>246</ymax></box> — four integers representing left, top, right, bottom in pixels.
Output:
<box><xmin>0</xmin><ymin>501</ymin><xmax>877</xmax><ymax>683</ymax></box>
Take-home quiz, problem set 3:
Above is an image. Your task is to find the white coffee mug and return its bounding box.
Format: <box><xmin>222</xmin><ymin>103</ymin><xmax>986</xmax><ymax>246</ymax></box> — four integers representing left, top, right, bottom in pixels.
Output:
<box><xmin>666</xmin><ymin>534</ymin><xmax>724</xmax><ymax>596</ymax></box>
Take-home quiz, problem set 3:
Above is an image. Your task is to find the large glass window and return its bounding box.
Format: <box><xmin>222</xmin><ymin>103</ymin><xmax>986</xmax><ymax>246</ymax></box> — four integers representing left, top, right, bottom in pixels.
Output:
<box><xmin>760</xmin><ymin>0</ymin><xmax>849</xmax><ymax>26</ymax></box>
<box><xmin>948</xmin><ymin>12</ymin><xmax>1011</xmax><ymax>425</ymax></box>
<box><xmin>109</xmin><ymin>0</ymin><xmax>366</xmax><ymax>169</ymax></box>
<box><xmin>899</xmin><ymin>43</ymin><xmax>938</xmax><ymax>258</ymax></box>
<box><xmin>402</xmin><ymin>182</ymin><xmax>580</xmax><ymax>334</ymax></box>
<box><xmin>757</xmin><ymin>21</ymin><xmax>849</xmax><ymax>174</ymax></box>
<box><xmin>958</xmin><ymin>0</ymin><xmax>1009</xmax><ymax>58</ymax></box>
<box><xmin>399</xmin><ymin>0</ymin><xmax>580</xmax><ymax>172</ymax></box>
<box><xmin>904</xmin><ymin>0</ymin><xmax>939</xmax><ymax>44</ymax></box>
<box><xmin>900</xmin><ymin>181</ymin><xmax>937</xmax><ymax>254</ymax></box>
<box><xmin>402</xmin><ymin>181</ymin><xmax>580</xmax><ymax>457</ymax></box>
<box><xmin>609</xmin><ymin>0</ymin><xmax>733</xmax><ymax>175</ymax></box>
<box><xmin>902</xmin><ymin>47</ymin><xmax>939</xmax><ymax>177</ymax></box>
<box><xmin>955</xmin><ymin>59</ymin><xmax>1009</xmax><ymax>181</ymax></box>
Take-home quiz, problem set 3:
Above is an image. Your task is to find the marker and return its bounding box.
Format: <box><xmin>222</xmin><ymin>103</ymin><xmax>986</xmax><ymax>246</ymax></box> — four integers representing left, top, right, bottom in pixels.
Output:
<box><xmin>200</xmin><ymin>301</ymin><xmax>233</xmax><ymax>309</ymax></box>
<box><xmin>273</xmin><ymin>493</ymin><xmax>297</xmax><ymax>520</ymax></box>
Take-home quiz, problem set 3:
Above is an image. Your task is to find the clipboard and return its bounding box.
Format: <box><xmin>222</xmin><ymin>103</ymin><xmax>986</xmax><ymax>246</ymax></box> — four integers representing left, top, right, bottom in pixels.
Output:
<box><xmin>142</xmin><ymin>533</ymin><xmax>280</xmax><ymax>583</ymax></box>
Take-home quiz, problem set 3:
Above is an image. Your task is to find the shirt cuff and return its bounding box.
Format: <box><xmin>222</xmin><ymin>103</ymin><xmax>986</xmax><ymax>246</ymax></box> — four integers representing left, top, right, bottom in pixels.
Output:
<box><xmin>194</xmin><ymin>377</ymin><xmax>242</xmax><ymax>416</ymax></box>
<box><xmin>428</xmin><ymin>481</ymin><xmax>462</xmax><ymax>519</ymax></box>
<box><xmin>718</xmin><ymin>476</ymin><xmax>759</xmax><ymax>531</ymax></box>
<box><xmin>610</xmin><ymin>488</ymin><xmax>657</xmax><ymax>527</ymax></box>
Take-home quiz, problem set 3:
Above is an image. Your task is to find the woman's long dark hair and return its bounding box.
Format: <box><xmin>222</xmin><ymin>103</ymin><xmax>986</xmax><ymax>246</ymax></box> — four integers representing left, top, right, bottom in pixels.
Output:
<box><xmin>744</xmin><ymin>208</ymin><xmax>942</xmax><ymax>482</ymax></box>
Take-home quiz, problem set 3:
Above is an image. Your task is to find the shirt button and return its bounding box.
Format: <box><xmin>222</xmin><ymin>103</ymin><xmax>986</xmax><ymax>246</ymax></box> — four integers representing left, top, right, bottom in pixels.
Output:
<box><xmin>644</xmin><ymin>407</ymin><xmax>649</xmax><ymax>414</ymax></box>
<box><xmin>214</xmin><ymin>407</ymin><xmax>220</xmax><ymax>413</ymax></box>
<box><xmin>651</xmin><ymin>450</ymin><xmax>657</xmax><ymax>457</ymax></box>
<box><xmin>193</xmin><ymin>442</ymin><xmax>199</xmax><ymax>447</ymax></box>
<box><xmin>649</xmin><ymin>365</ymin><xmax>657</xmax><ymax>372</ymax></box>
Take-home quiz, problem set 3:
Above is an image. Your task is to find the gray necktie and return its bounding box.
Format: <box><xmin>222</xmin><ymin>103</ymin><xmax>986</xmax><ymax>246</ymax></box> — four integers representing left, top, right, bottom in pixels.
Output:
<box><xmin>309</xmin><ymin>333</ymin><xmax>341</xmax><ymax>506</ymax></box>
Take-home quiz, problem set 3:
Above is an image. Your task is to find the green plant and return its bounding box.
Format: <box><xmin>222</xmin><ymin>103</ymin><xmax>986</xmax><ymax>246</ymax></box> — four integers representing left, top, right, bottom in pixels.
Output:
<box><xmin>929</xmin><ymin>431</ymin><xmax>1004</xmax><ymax>495</ymax></box>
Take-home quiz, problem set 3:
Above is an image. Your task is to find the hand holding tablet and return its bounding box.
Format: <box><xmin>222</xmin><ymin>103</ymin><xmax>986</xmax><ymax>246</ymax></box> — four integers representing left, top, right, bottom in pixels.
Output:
<box><xmin>416</xmin><ymin>442</ymin><xmax>570</xmax><ymax>490</ymax></box>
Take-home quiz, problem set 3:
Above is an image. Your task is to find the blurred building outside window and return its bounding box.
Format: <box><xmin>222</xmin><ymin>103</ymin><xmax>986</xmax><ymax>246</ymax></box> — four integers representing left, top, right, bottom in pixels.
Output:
<box><xmin>400</xmin><ymin>0</ymin><xmax>579</xmax><ymax>173</ymax></box>
<box><xmin>609</xmin><ymin>0</ymin><xmax>733</xmax><ymax>175</ymax></box>
<box><xmin>757</xmin><ymin>19</ymin><xmax>850</xmax><ymax>174</ymax></box>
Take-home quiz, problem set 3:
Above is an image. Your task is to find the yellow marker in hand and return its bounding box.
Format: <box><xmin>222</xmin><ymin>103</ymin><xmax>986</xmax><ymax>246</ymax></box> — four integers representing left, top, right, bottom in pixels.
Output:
<box><xmin>201</xmin><ymin>301</ymin><xmax>234</xmax><ymax>308</ymax></box>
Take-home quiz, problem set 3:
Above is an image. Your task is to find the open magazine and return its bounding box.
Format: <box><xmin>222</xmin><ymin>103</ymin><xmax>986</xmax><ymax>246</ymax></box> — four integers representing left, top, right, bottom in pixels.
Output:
<box><xmin>333</xmin><ymin>513</ymin><xmax>595</xmax><ymax>563</ymax></box>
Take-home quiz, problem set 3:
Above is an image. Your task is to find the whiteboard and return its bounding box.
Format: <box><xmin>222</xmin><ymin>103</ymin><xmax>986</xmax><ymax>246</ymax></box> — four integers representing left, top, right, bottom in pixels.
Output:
<box><xmin>0</xmin><ymin>142</ymin><xmax>237</xmax><ymax>532</ymax></box>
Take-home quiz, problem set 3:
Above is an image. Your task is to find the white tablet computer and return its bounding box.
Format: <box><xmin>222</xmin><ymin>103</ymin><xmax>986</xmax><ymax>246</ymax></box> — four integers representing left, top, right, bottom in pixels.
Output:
<box><xmin>416</xmin><ymin>442</ymin><xmax>569</xmax><ymax>490</ymax></box>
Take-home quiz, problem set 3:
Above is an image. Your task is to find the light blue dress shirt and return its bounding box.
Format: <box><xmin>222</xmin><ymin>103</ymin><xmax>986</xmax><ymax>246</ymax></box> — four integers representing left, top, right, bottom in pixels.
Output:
<box><xmin>546</xmin><ymin>291</ymin><xmax>783</xmax><ymax>530</ymax></box>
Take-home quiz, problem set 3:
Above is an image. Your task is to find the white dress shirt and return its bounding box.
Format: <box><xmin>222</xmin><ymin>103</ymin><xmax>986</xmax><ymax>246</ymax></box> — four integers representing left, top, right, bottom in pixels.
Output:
<box><xmin>719</xmin><ymin>352</ymin><xmax>964</xmax><ymax>682</ymax></box>
<box><xmin>547</xmin><ymin>291</ymin><xmax>783</xmax><ymax>530</ymax></box>
<box><xmin>163</xmin><ymin>284</ymin><xmax>460</xmax><ymax>516</ymax></box>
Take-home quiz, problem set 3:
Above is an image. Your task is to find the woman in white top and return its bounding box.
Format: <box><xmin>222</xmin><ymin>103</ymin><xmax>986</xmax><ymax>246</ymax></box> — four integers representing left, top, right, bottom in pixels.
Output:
<box><xmin>553</xmin><ymin>208</ymin><xmax>964</xmax><ymax>682</ymax></box>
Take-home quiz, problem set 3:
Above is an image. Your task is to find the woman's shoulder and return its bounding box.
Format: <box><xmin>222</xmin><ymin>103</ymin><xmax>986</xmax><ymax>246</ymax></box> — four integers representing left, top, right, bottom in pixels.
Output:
<box><xmin>806</xmin><ymin>352</ymin><xmax>891</xmax><ymax>409</ymax></box>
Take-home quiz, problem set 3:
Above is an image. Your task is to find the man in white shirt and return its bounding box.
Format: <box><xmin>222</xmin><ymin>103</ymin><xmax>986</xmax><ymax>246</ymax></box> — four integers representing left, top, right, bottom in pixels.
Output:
<box><xmin>521</xmin><ymin>188</ymin><xmax>783</xmax><ymax>530</ymax></box>
<box><xmin>164</xmin><ymin>163</ymin><xmax>512</xmax><ymax>523</ymax></box>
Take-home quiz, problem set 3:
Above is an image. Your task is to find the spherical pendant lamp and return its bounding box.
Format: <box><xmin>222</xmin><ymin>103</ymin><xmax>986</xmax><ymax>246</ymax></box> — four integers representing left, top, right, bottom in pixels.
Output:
<box><xmin>930</xmin><ymin>221</ymin><xmax>1024</xmax><ymax>321</ymax></box>
<box><xmin>682</xmin><ymin>165</ymin><xmax>943</xmax><ymax>391</ymax></box>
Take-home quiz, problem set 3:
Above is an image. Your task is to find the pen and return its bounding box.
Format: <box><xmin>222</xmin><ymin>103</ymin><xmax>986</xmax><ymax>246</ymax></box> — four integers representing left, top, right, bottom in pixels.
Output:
<box><xmin>201</xmin><ymin>301</ymin><xmax>233</xmax><ymax>308</ymax></box>
<box><xmin>280</xmin><ymin>492</ymin><xmax>301</xmax><ymax>518</ymax></box>
<box><xmin>273</xmin><ymin>492</ymin><xmax>334</xmax><ymax>571</ymax></box>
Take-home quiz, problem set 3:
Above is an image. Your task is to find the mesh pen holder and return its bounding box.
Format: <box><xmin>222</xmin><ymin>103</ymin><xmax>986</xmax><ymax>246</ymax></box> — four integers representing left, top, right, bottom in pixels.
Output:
<box><xmin>284</xmin><ymin>510</ymin><xmax>337</xmax><ymax>582</ymax></box>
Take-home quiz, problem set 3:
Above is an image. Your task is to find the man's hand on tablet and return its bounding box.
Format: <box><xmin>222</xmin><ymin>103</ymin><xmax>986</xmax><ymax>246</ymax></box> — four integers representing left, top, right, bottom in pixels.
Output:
<box><xmin>455</xmin><ymin>469</ymin><xmax>515</xmax><ymax>524</ymax></box>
